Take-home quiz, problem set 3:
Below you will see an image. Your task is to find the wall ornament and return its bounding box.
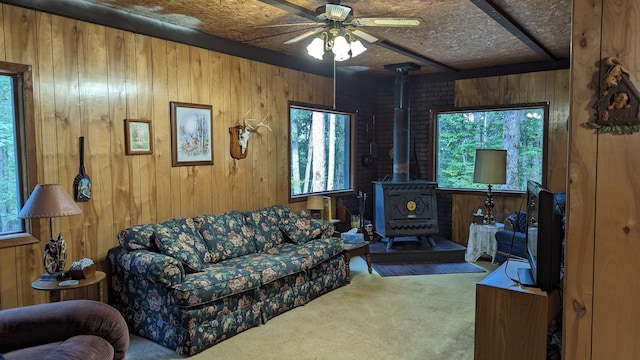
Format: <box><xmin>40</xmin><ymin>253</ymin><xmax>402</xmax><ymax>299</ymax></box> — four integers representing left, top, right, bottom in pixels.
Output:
<box><xmin>584</xmin><ymin>57</ymin><xmax>640</xmax><ymax>134</ymax></box>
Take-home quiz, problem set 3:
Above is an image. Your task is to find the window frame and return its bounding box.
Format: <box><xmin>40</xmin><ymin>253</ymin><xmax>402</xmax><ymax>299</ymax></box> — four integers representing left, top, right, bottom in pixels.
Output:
<box><xmin>0</xmin><ymin>61</ymin><xmax>38</xmax><ymax>248</ymax></box>
<box><xmin>430</xmin><ymin>102</ymin><xmax>549</xmax><ymax>193</ymax></box>
<box><xmin>288</xmin><ymin>101</ymin><xmax>357</xmax><ymax>202</ymax></box>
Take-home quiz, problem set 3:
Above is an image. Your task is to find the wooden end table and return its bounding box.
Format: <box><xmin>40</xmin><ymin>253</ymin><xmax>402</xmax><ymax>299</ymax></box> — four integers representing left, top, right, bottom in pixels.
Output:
<box><xmin>31</xmin><ymin>271</ymin><xmax>106</xmax><ymax>302</ymax></box>
<box><xmin>343</xmin><ymin>241</ymin><xmax>372</xmax><ymax>283</ymax></box>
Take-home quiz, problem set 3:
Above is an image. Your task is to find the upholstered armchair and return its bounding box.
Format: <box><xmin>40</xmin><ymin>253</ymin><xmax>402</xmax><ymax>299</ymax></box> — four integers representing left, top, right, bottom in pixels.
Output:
<box><xmin>494</xmin><ymin>210</ymin><xmax>528</xmax><ymax>263</ymax></box>
<box><xmin>0</xmin><ymin>300</ymin><xmax>129</xmax><ymax>360</ymax></box>
<box><xmin>494</xmin><ymin>192</ymin><xmax>566</xmax><ymax>264</ymax></box>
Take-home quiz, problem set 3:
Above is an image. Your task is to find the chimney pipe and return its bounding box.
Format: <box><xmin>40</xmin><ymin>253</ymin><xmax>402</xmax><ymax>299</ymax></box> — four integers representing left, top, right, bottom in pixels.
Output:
<box><xmin>385</xmin><ymin>62</ymin><xmax>420</xmax><ymax>182</ymax></box>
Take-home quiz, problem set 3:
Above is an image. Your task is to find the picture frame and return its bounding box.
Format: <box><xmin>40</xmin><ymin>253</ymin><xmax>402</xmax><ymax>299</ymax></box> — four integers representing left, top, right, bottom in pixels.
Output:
<box><xmin>124</xmin><ymin>119</ymin><xmax>153</xmax><ymax>155</ymax></box>
<box><xmin>170</xmin><ymin>101</ymin><xmax>214</xmax><ymax>166</ymax></box>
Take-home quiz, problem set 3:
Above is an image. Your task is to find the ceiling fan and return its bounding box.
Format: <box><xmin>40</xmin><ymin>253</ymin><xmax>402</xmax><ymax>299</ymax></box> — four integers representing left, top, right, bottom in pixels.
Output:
<box><xmin>256</xmin><ymin>1</ymin><xmax>423</xmax><ymax>61</ymax></box>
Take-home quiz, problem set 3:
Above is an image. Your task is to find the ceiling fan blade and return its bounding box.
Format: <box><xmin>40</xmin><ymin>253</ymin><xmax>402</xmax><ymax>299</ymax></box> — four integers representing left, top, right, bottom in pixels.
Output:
<box><xmin>284</xmin><ymin>27</ymin><xmax>325</xmax><ymax>44</ymax></box>
<box><xmin>254</xmin><ymin>22</ymin><xmax>321</xmax><ymax>28</ymax></box>
<box><xmin>351</xmin><ymin>17</ymin><xmax>423</xmax><ymax>27</ymax></box>
<box><xmin>350</xmin><ymin>29</ymin><xmax>379</xmax><ymax>43</ymax></box>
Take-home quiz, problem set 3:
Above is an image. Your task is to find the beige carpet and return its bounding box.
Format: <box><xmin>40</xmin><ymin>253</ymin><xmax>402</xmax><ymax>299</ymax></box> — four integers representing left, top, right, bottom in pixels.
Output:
<box><xmin>126</xmin><ymin>258</ymin><xmax>498</xmax><ymax>360</ymax></box>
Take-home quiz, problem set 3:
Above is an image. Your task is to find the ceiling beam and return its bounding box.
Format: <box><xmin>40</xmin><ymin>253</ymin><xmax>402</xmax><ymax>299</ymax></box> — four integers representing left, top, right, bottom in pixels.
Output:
<box><xmin>255</xmin><ymin>0</ymin><xmax>318</xmax><ymax>20</ymax></box>
<box><xmin>5</xmin><ymin>0</ymin><xmax>336</xmax><ymax>78</ymax></box>
<box><xmin>470</xmin><ymin>0</ymin><xmax>556</xmax><ymax>61</ymax></box>
<box><xmin>415</xmin><ymin>58</ymin><xmax>569</xmax><ymax>82</ymax></box>
<box><xmin>377</xmin><ymin>40</ymin><xmax>457</xmax><ymax>72</ymax></box>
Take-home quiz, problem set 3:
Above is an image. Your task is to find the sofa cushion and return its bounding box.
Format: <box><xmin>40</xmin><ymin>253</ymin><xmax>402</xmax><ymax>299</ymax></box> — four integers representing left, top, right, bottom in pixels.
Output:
<box><xmin>172</xmin><ymin>265</ymin><xmax>261</xmax><ymax>307</ymax></box>
<box><xmin>223</xmin><ymin>250</ymin><xmax>309</xmax><ymax>285</ymax></box>
<box><xmin>245</xmin><ymin>205</ymin><xmax>291</xmax><ymax>252</ymax></box>
<box><xmin>279</xmin><ymin>214</ymin><xmax>329</xmax><ymax>245</ymax></box>
<box><xmin>117</xmin><ymin>224</ymin><xmax>162</xmax><ymax>251</ymax></box>
<box><xmin>194</xmin><ymin>211</ymin><xmax>256</xmax><ymax>263</ymax></box>
<box><xmin>155</xmin><ymin>218</ymin><xmax>208</xmax><ymax>273</ymax></box>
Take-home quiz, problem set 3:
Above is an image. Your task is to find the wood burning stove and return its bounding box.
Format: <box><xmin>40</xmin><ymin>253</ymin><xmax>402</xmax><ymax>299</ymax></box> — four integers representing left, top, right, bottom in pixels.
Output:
<box><xmin>374</xmin><ymin>181</ymin><xmax>439</xmax><ymax>250</ymax></box>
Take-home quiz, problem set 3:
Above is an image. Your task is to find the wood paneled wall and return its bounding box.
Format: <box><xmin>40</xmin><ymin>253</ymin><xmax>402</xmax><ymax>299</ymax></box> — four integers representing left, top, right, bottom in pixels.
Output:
<box><xmin>566</xmin><ymin>0</ymin><xmax>640</xmax><ymax>358</ymax></box>
<box><xmin>450</xmin><ymin>70</ymin><xmax>569</xmax><ymax>244</ymax></box>
<box><xmin>0</xmin><ymin>4</ymin><xmax>332</xmax><ymax>308</ymax></box>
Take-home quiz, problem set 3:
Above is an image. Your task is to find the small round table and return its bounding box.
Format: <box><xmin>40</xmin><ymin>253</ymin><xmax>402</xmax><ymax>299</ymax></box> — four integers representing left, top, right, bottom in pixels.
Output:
<box><xmin>31</xmin><ymin>271</ymin><xmax>106</xmax><ymax>302</ymax></box>
<box><xmin>465</xmin><ymin>223</ymin><xmax>505</xmax><ymax>263</ymax></box>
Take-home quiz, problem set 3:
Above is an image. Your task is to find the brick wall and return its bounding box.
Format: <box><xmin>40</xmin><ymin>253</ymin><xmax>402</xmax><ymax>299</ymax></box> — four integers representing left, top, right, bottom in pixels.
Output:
<box><xmin>336</xmin><ymin>73</ymin><xmax>455</xmax><ymax>238</ymax></box>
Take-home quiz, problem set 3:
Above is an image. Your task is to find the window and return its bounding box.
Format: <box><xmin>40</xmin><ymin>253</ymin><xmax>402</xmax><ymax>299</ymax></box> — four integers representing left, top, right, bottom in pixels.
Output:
<box><xmin>289</xmin><ymin>102</ymin><xmax>356</xmax><ymax>200</ymax></box>
<box><xmin>432</xmin><ymin>103</ymin><xmax>548</xmax><ymax>192</ymax></box>
<box><xmin>0</xmin><ymin>62</ymin><xmax>36</xmax><ymax>245</ymax></box>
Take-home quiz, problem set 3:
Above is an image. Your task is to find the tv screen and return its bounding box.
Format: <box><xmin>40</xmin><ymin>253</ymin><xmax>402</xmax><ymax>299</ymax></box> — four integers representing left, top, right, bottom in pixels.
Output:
<box><xmin>518</xmin><ymin>180</ymin><xmax>564</xmax><ymax>292</ymax></box>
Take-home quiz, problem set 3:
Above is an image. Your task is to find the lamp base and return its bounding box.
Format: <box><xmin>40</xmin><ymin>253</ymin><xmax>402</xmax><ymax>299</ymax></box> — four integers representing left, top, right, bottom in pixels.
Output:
<box><xmin>39</xmin><ymin>272</ymin><xmax>67</xmax><ymax>282</ymax></box>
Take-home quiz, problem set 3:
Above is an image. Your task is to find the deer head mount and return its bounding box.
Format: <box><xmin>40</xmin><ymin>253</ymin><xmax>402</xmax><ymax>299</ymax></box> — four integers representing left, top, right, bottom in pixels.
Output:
<box><xmin>229</xmin><ymin>111</ymin><xmax>272</xmax><ymax>159</ymax></box>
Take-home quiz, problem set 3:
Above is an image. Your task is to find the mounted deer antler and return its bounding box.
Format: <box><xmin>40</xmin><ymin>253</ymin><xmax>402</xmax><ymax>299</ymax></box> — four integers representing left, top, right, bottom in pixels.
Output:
<box><xmin>229</xmin><ymin>111</ymin><xmax>272</xmax><ymax>159</ymax></box>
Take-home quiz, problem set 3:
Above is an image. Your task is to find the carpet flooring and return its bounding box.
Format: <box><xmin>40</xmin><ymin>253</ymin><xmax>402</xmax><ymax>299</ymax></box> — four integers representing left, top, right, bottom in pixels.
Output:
<box><xmin>371</xmin><ymin>261</ymin><xmax>486</xmax><ymax>277</ymax></box>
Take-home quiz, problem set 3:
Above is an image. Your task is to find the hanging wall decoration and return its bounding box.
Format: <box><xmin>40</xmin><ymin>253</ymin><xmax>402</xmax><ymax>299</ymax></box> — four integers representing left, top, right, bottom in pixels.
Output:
<box><xmin>584</xmin><ymin>57</ymin><xmax>640</xmax><ymax>134</ymax></box>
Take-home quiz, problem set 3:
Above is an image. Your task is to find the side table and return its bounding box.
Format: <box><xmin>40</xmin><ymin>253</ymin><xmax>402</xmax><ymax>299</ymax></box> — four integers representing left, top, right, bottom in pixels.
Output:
<box><xmin>465</xmin><ymin>223</ymin><xmax>505</xmax><ymax>263</ymax></box>
<box><xmin>31</xmin><ymin>271</ymin><xmax>106</xmax><ymax>302</ymax></box>
<box><xmin>342</xmin><ymin>241</ymin><xmax>372</xmax><ymax>283</ymax></box>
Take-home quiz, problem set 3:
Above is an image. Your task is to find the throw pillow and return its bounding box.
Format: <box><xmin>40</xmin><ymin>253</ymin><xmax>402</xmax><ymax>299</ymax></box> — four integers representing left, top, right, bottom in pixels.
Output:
<box><xmin>515</xmin><ymin>210</ymin><xmax>528</xmax><ymax>233</ymax></box>
<box><xmin>117</xmin><ymin>223</ymin><xmax>161</xmax><ymax>251</ymax></box>
<box><xmin>155</xmin><ymin>218</ymin><xmax>207</xmax><ymax>273</ymax></box>
<box><xmin>194</xmin><ymin>211</ymin><xmax>257</xmax><ymax>262</ymax></box>
<box><xmin>279</xmin><ymin>214</ymin><xmax>329</xmax><ymax>244</ymax></box>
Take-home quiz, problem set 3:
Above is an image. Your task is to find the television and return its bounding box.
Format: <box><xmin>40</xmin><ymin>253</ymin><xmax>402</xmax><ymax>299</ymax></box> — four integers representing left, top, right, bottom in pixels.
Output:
<box><xmin>517</xmin><ymin>180</ymin><xmax>564</xmax><ymax>292</ymax></box>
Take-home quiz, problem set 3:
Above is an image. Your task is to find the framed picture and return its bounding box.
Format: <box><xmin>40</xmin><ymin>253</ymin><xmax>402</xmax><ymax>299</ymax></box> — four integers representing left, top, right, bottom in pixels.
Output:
<box><xmin>170</xmin><ymin>102</ymin><xmax>213</xmax><ymax>166</ymax></box>
<box><xmin>124</xmin><ymin>119</ymin><xmax>153</xmax><ymax>155</ymax></box>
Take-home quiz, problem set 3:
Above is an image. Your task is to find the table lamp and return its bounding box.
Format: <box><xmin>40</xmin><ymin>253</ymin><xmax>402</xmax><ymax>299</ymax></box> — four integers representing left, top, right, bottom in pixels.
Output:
<box><xmin>306</xmin><ymin>195</ymin><xmax>324</xmax><ymax>220</ymax></box>
<box><xmin>473</xmin><ymin>149</ymin><xmax>507</xmax><ymax>225</ymax></box>
<box><xmin>18</xmin><ymin>184</ymin><xmax>83</xmax><ymax>281</ymax></box>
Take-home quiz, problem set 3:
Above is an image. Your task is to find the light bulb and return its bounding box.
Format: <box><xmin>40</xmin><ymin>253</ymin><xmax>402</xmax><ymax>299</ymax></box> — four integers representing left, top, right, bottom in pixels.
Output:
<box><xmin>331</xmin><ymin>35</ymin><xmax>350</xmax><ymax>61</ymax></box>
<box><xmin>306</xmin><ymin>37</ymin><xmax>325</xmax><ymax>60</ymax></box>
<box><xmin>350</xmin><ymin>39</ymin><xmax>366</xmax><ymax>57</ymax></box>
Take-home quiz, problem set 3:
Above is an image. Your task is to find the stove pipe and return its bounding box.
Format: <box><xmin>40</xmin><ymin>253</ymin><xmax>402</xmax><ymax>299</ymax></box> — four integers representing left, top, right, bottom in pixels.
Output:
<box><xmin>387</xmin><ymin>63</ymin><xmax>419</xmax><ymax>182</ymax></box>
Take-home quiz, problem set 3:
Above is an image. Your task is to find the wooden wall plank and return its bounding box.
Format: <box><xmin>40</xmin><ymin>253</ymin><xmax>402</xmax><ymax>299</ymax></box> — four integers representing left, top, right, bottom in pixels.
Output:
<box><xmin>123</xmin><ymin>31</ymin><xmax>140</xmax><ymax>225</ymax></box>
<box><xmin>151</xmin><ymin>37</ymin><xmax>172</xmax><ymax>222</ymax></box>
<box><xmin>564</xmin><ymin>0</ymin><xmax>601</xmax><ymax>357</ymax></box>
<box><xmin>190</xmin><ymin>46</ymin><xmax>213</xmax><ymax>215</ymax></box>
<box><xmin>76</xmin><ymin>20</ymin><xmax>113</xmax><ymax>272</ymax></box>
<box><xmin>166</xmin><ymin>42</ymin><xmax>181</xmax><ymax>219</ymax></box>
<box><xmin>209</xmin><ymin>52</ymin><xmax>225</xmax><ymax>214</ymax></box>
<box><xmin>134</xmin><ymin>34</ymin><xmax>156</xmax><ymax>224</ymax></box>
<box><xmin>175</xmin><ymin>43</ymin><xmax>194</xmax><ymax>217</ymax></box>
<box><xmin>0</xmin><ymin>248</ymin><xmax>18</xmax><ymax>309</ymax></box>
<box><xmin>590</xmin><ymin>0</ymin><xmax>640</xmax><ymax>358</ymax></box>
<box><xmin>107</xmin><ymin>28</ymin><xmax>132</xmax><ymax>232</ymax></box>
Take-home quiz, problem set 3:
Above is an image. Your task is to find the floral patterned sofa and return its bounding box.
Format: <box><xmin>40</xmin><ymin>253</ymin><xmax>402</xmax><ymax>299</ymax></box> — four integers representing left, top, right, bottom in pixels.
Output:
<box><xmin>107</xmin><ymin>205</ymin><xmax>346</xmax><ymax>356</ymax></box>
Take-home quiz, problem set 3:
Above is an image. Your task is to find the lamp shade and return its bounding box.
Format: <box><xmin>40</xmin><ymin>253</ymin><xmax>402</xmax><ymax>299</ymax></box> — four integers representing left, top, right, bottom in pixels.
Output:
<box><xmin>18</xmin><ymin>184</ymin><xmax>83</xmax><ymax>219</ymax></box>
<box><xmin>306</xmin><ymin>195</ymin><xmax>325</xmax><ymax>210</ymax></box>
<box><xmin>473</xmin><ymin>149</ymin><xmax>507</xmax><ymax>184</ymax></box>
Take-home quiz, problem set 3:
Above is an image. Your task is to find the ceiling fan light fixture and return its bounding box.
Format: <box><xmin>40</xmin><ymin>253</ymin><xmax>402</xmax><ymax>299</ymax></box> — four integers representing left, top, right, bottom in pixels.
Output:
<box><xmin>350</xmin><ymin>38</ymin><xmax>366</xmax><ymax>58</ymax></box>
<box><xmin>306</xmin><ymin>36</ymin><xmax>325</xmax><ymax>60</ymax></box>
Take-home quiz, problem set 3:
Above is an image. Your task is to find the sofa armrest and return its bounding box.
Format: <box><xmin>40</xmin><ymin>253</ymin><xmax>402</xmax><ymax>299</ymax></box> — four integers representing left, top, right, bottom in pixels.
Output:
<box><xmin>110</xmin><ymin>247</ymin><xmax>185</xmax><ymax>286</ymax></box>
<box><xmin>0</xmin><ymin>300</ymin><xmax>129</xmax><ymax>360</ymax></box>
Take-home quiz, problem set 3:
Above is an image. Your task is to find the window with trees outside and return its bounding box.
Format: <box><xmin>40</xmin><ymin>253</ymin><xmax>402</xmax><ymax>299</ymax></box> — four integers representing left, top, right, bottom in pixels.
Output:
<box><xmin>289</xmin><ymin>102</ymin><xmax>356</xmax><ymax>200</ymax></box>
<box><xmin>432</xmin><ymin>103</ymin><xmax>548</xmax><ymax>192</ymax></box>
<box><xmin>1</xmin><ymin>62</ymin><xmax>34</xmax><ymax>243</ymax></box>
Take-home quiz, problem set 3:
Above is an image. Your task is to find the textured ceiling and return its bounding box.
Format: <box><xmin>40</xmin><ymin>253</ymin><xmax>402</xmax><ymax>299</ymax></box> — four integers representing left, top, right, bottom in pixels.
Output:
<box><xmin>18</xmin><ymin>0</ymin><xmax>571</xmax><ymax>78</ymax></box>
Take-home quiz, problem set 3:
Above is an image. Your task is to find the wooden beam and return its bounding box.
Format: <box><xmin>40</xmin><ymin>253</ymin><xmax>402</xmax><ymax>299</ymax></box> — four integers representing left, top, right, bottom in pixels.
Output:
<box><xmin>470</xmin><ymin>0</ymin><xmax>556</xmax><ymax>61</ymax></box>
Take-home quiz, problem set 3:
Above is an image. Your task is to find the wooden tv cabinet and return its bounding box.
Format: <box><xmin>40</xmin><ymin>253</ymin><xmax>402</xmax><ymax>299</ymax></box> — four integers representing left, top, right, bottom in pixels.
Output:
<box><xmin>474</xmin><ymin>260</ymin><xmax>561</xmax><ymax>360</ymax></box>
